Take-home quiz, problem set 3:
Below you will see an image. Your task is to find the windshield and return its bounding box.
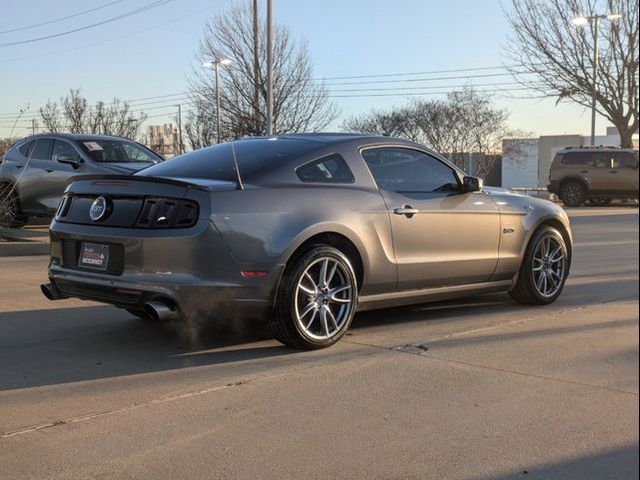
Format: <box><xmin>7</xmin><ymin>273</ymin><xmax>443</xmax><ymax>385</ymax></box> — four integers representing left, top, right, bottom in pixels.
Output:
<box><xmin>79</xmin><ymin>140</ymin><xmax>161</xmax><ymax>164</ymax></box>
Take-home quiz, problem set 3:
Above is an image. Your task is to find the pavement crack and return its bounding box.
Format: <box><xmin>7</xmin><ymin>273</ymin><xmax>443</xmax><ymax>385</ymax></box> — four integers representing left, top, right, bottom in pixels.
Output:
<box><xmin>344</xmin><ymin>339</ymin><xmax>639</xmax><ymax>397</ymax></box>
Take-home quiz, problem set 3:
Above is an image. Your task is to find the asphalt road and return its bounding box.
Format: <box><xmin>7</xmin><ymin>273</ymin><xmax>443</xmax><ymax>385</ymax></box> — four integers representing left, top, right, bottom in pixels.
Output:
<box><xmin>0</xmin><ymin>207</ymin><xmax>638</xmax><ymax>480</ymax></box>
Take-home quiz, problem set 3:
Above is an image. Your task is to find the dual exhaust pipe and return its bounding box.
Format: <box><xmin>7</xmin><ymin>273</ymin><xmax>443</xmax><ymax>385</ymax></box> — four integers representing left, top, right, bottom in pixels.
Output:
<box><xmin>40</xmin><ymin>283</ymin><xmax>179</xmax><ymax>321</ymax></box>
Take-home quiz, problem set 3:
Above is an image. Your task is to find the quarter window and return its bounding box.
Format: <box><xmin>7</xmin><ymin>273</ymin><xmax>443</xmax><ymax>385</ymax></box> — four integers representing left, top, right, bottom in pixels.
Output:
<box><xmin>297</xmin><ymin>154</ymin><xmax>354</xmax><ymax>183</ymax></box>
<box><xmin>18</xmin><ymin>141</ymin><xmax>35</xmax><ymax>158</ymax></box>
<box><xmin>361</xmin><ymin>147</ymin><xmax>459</xmax><ymax>193</ymax></box>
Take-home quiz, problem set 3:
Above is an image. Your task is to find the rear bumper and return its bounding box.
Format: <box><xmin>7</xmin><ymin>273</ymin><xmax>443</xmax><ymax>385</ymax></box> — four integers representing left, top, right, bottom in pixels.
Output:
<box><xmin>47</xmin><ymin>218</ymin><xmax>284</xmax><ymax>321</ymax></box>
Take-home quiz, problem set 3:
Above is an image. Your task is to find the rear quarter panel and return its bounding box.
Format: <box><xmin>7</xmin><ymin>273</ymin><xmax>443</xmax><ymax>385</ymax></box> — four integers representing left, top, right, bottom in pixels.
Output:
<box><xmin>209</xmin><ymin>185</ymin><xmax>397</xmax><ymax>296</ymax></box>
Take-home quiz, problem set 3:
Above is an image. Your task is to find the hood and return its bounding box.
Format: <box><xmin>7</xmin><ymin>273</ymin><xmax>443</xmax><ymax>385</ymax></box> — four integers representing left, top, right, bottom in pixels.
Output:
<box><xmin>97</xmin><ymin>162</ymin><xmax>154</xmax><ymax>174</ymax></box>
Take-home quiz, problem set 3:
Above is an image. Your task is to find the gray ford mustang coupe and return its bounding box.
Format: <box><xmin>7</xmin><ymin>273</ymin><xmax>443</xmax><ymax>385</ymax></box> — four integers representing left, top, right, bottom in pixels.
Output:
<box><xmin>41</xmin><ymin>134</ymin><xmax>572</xmax><ymax>349</ymax></box>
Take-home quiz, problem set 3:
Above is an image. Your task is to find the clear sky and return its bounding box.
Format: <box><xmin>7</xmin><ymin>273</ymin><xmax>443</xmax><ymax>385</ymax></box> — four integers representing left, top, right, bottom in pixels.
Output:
<box><xmin>0</xmin><ymin>0</ymin><xmax>609</xmax><ymax>139</ymax></box>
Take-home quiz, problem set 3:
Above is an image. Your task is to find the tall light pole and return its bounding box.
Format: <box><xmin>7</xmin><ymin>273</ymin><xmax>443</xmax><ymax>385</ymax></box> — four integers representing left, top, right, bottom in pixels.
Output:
<box><xmin>203</xmin><ymin>58</ymin><xmax>232</xmax><ymax>143</ymax></box>
<box><xmin>266</xmin><ymin>0</ymin><xmax>274</xmax><ymax>135</ymax></box>
<box><xmin>572</xmin><ymin>13</ymin><xmax>622</xmax><ymax>146</ymax></box>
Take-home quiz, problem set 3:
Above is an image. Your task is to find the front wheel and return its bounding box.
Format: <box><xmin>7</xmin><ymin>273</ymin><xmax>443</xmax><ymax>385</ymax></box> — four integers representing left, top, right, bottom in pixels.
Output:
<box><xmin>270</xmin><ymin>246</ymin><xmax>358</xmax><ymax>349</ymax></box>
<box><xmin>509</xmin><ymin>226</ymin><xmax>569</xmax><ymax>305</ymax></box>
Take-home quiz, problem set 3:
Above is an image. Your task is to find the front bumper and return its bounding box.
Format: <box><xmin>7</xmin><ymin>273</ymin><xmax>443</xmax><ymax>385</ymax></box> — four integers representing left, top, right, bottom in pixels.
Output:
<box><xmin>47</xmin><ymin>218</ymin><xmax>284</xmax><ymax>321</ymax></box>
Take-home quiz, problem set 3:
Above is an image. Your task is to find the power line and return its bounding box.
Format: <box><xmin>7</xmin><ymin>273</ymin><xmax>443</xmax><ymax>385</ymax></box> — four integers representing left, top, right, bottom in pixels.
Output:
<box><xmin>313</xmin><ymin>64</ymin><xmax>543</xmax><ymax>81</ymax></box>
<box><xmin>0</xmin><ymin>0</ymin><xmax>127</xmax><ymax>35</ymax></box>
<box><xmin>0</xmin><ymin>0</ymin><xmax>174</xmax><ymax>47</ymax></box>
<box><xmin>1</xmin><ymin>0</ymin><xmax>229</xmax><ymax>62</ymax></box>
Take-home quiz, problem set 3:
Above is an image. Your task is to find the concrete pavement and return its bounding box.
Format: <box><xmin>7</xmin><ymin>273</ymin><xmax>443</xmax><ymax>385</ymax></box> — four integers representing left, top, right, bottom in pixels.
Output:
<box><xmin>0</xmin><ymin>207</ymin><xmax>638</xmax><ymax>479</ymax></box>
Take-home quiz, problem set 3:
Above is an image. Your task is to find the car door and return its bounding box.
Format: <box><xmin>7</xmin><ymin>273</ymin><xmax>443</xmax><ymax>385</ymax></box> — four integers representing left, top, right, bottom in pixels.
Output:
<box><xmin>612</xmin><ymin>151</ymin><xmax>639</xmax><ymax>194</ymax></box>
<box><xmin>39</xmin><ymin>139</ymin><xmax>85</xmax><ymax>211</ymax></box>
<box><xmin>589</xmin><ymin>151</ymin><xmax>617</xmax><ymax>192</ymax></box>
<box><xmin>361</xmin><ymin>147</ymin><xmax>500</xmax><ymax>291</ymax></box>
<box><xmin>16</xmin><ymin>138</ymin><xmax>54</xmax><ymax>213</ymax></box>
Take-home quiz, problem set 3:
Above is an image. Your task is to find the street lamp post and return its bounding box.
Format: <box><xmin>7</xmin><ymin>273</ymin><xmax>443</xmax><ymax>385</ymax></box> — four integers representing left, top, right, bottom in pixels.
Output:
<box><xmin>572</xmin><ymin>13</ymin><xmax>622</xmax><ymax>146</ymax></box>
<box><xmin>203</xmin><ymin>58</ymin><xmax>232</xmax><ymax>144</ymax></box>
<box><xmin>266</xmin><ymin>0</ymin><xmax>274</xmax><ymax>135</ymax></box>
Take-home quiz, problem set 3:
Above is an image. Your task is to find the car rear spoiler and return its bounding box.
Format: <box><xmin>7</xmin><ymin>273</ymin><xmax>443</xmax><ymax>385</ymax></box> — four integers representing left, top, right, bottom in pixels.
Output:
<box><xmin>65</xmin><ymin>174</ymin><xmax>209</xmax><ymax>191</ymax></box>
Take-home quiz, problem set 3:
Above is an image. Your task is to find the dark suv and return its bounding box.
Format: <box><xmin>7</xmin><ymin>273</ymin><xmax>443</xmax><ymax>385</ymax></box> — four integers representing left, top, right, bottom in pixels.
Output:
<box><xmin>547</xmin><ymin>147</ymin><xmax>639</xmax><ymax>207</ymax></box>
<box><xmin>0</xmin><ymin>133</ymin><xmax>162</xmax><ymax>227</ymax></box>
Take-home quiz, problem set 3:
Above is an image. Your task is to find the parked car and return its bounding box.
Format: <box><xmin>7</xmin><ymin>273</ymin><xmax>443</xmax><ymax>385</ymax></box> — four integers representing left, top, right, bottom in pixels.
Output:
<box><xmin>547</xmin><ymin>146</ymin><xmax>639</xmax><ymax>207</ymax></box>
<box><xmin>0</xmin><ymin>133</ymin><xmax>163</xmax><ymax>227</ymax></box>
<box><xmin>41</xmin><ymin>134</ymin><xmax>573</xmax><ymax>349</ymax></box>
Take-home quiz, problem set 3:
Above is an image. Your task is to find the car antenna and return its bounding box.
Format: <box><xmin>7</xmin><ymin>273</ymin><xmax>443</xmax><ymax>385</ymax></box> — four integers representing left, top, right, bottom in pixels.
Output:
<box><xmin>230</xmin><ymin>141</ymin><xmax>244</xmax><ymax>190</ymax></box>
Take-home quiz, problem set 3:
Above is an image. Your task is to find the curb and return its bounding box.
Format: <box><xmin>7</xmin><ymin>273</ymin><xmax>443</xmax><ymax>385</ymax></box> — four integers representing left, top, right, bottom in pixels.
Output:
<box><xmin>0</xmin><ymin>242</ymin><xmax>50</xmax><ymax>257</ymax></box>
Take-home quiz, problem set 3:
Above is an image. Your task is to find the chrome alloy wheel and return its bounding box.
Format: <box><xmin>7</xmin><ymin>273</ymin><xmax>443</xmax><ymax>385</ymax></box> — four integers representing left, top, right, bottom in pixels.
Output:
<box><xmin>294</xmin><ymin>257</ymin><xmax>354</xmax><ymax>340</ymax></box>
<box><xmin>532</xmin><ymin>234</ymin><xmax>566</xmax><ymax>298</ymax></box>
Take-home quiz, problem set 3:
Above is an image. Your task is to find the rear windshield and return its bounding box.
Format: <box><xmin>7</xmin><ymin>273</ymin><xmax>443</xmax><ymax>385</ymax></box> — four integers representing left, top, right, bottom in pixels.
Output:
<box><xmin>139</xmin><ymin>138</ymin><xmax>325</xmax><ymax>182</ymax></box>
<box><xmin>79</xmin><ymin>140</ymin><xmax>161</xmax><ymax>164</ymax></box>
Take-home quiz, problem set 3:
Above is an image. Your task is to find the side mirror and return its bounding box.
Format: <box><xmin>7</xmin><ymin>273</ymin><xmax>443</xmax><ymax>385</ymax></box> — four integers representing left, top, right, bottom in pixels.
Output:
<box><xmin>463</xmin><ymin>176</ymin><xmax>483</xmax><ymax>193</ymax></box>
<box><xmin>55</xmin><ymin>154</ymin><xmax>81</xmax><ymax>169</ymax></box>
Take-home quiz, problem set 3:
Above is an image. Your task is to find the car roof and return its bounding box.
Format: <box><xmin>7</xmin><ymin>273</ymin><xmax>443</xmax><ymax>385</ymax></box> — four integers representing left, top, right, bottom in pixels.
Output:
<box><xmin>21</xmin><ymin>133</ymin><xmax>137</xmax><ymax>143</ymax></box>
<box><xmin>560</xmin><ymin>146</ymin><xmax>637</xmax><ymax>153</ymax></box>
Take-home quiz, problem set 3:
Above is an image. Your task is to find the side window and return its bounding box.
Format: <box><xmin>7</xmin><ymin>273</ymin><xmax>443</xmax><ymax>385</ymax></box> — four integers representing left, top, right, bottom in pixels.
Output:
<box><xmin>18</xmin><ymin>141</ymin><xmax>35</xmax><ymax>158</ymax></box>
<box><xmin>593</xmin><ymin>153</ymin><xmax>612</xmax><ymax>168</ymax></box>
<box><xmin>52</xmin><ymin>140</ymin><xmax>79</xmax><ymax>162</ymax></box>
<box><xmin>297</xmin><ymin>154</ymin><xmax>354</xmax><ymax>183</ymax></box>
<box><xmin>361</xmin><ymin>147</ymin><xmax>458</xmax><ymax>193</ymax></box>
<box><xmin>613</xmin><ymin>152</ymin><xmax>639</xmax><ymax>169</ymax></box>
<box><xmin>562</xmin><ymin>152</ymin><xmax>598</xmax><ymax>166</ymax></box>
<box><xmin>31</xmin><ymin>139</ymin><xmax>54</xmax><ymax>160</ymax></box>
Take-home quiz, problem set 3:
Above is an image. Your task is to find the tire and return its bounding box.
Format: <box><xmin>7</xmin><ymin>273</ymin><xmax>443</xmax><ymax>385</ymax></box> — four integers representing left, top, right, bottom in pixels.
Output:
<box><xmin>509</xmin><ymin>226</ymin><xmax>569</xmax><ymax>305</ymax></box>
<box><xmin>269</xmin><ymin>245</ymin><xmax>358</xmax><ymax>349</ymax></box>
<box><xmin>589</xmin><ymin>197</ymin><xmax>612</xmax><ymax>207</ymax></box>
<box><xmin>0</xmin><ymin>183</ymin><xmax>29</xmax><ymax>229</ymax></box>
<box><xmin>560</xmin><ymin>181</ymin><xmax>587</xmax><ymax>207</ymax></box>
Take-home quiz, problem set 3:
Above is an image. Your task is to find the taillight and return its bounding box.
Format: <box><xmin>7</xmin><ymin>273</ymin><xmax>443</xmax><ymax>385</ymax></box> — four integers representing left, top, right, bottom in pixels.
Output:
<box><xmin>135</xmin><ymin>198</ymin><xmax>198</xmax><ymax>228</ymax></box>
<box><xmin>55</xmin><ymin>194</ymin><xmax>72</xmax><ymax>219</ymax></box>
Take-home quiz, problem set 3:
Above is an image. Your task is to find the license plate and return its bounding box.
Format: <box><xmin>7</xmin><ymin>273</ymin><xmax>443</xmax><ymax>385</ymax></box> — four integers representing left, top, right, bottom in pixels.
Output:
<box><xmin>79</xmin><ymin>243</ymin><xmax>109</xmax><ymax>271</ymax></box>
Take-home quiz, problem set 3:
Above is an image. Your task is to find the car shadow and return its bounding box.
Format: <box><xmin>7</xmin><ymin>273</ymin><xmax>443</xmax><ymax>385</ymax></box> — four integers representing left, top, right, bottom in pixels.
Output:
<box><xmin>0</xmin><ymin>277</ymin><xmax>636</xmax><ymax>393</ymax></box>
<box><xmin>475</xmin><ymin>443</ymin><xmax>638</xmax><ymax>480</ymax></box>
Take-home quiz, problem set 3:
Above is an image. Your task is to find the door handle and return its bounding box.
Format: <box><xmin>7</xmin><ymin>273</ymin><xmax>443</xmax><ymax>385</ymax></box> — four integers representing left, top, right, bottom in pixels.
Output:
<box><xmin>580</xmin><ymin>170</ymin><xmax>589</xmax><ymax>173</ymax></box>
<box><xmin>15</xmin><ymin>164</ymin><xmax>24</xmax><ymax>169</ymax></box>
<box><xmin>609</xmin><ymin>170</ymin><xmax>619</xmax><ymax>174</ymax></box>
<box><xmin>44</xmin><ymin>168</ymin><xmax>54</xmax><ymax>173</ymax></box>
<box><xmin>394</xmin><ymin>205</ymin><xmax>420</xmax><ymax>218</ymax></box>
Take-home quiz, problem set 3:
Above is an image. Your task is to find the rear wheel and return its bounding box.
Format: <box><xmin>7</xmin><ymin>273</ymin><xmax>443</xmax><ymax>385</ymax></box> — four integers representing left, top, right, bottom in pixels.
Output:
<box><xmin>560</xmin><ymin>181</ymin><xmax>587</xmax><ymax>207</ymax></box>
<box><xmin>270</xmin><ymin>246</ymin><xmax>357</xmax><ymax>349</ymax></box>
<box><xmin>589</xmin><ymin>197</ymin><xmax>612</xmax><ymax>206</ymax></box>
<box><xmin>510</xmin><ymin>226</ymin><xmax>568</xmax><ymax>305</ymax></box>
<box><xmin>0</xmin><ymin>183</ymin><xmax>29</xmax><ymax>229</ymax></box>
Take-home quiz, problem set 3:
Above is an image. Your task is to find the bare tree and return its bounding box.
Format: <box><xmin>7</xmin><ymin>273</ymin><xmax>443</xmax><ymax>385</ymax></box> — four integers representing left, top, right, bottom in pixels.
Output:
<box><xmin>342</xmin><ymin>87</ymin><xmax>515</xmax><ymax>177</ymax></box>
<box><xmin>505</xmin><ymin>0</ymin><xmax>639</xmax><ymax>147</ymax></box>
<box><xmin>185</xmin><ymin>0</ymin><xmax>337</xmax><ymax>148</ymax></box>
<box><xmin>38</xmin><ymin>89</ymin><xmax>148</xmax><ymax>139</ymax></box>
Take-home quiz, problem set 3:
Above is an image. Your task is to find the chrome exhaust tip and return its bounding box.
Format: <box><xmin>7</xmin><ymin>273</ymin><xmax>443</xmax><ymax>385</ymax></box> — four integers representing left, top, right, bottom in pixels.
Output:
<box><xmin>144</xmin><ymin>300</ymin><xmax>179</xmax><ymax>321</ymax></box>
<box><xmin>40</xmin><ymin>283</ymin><xmax>67</xmax><ymax>301</ymax></box>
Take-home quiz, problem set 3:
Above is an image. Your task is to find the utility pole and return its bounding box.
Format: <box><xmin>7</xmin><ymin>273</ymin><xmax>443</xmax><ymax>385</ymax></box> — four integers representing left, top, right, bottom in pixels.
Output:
<box><xmin>31</xmin><ymin>118</ymin><xmax>36</xmax><ymax>135</ymax></box>
<box><xmin>176</xmin><ymin>104</ymin><xmax>183</xmax><ymax>155</ymax></box>
<box><xmin>203</xmin><ymin>59</ymin><xmax>231</xmax><ymax>144</ymax></box>
<box><xmin>266</xmin><ymin>0</ymin><xmax>274</xmax><ymax>135</ymax></box>
<box><xmin>252</xmin><ymin>0</ymin><xmax>260</xmax><ymax>135</ymax></box>
<box><xmin>590</xmin><ymin>16</ymin><xmax>599</xmax><ymax>147</ymax></box>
